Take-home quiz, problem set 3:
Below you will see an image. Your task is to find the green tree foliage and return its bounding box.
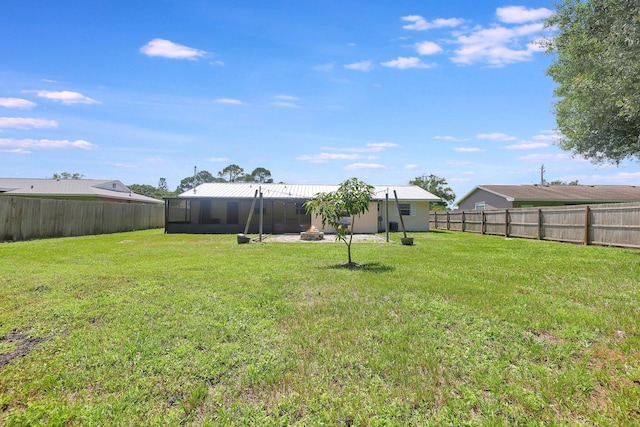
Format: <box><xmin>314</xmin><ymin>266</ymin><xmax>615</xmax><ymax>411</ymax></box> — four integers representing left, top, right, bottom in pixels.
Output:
<box><xmin>304</xmin><ymin>178</ymin><xmax>374</xmax><ymax>267</ymax></box>
<box><xmin>248</xmin><ymin>167</ymin><xmax>274</xmax><ymax>183</ymax></box>
<box><xmin>549</xmin><ymin>179</ymin><xmax>580</xmax><ymax>186</ymax></box>
<box><xmin>409</xmin><ymin>174</ymin><xmax>455</xmax><ymax>210</ymax></box>
<box><xmin>158</xmin><ymin>178</ymin><xmax>169</xmax><ymax>192</ymax></box>
<box><xmin>128</xmin><ymin>179</ymin><xmax>176</xmax><ymax>200</ymax></box>
<box><xmin>175</xmin><ymin>170</ymin><xmax>223</xmax><ymax>194</ymax></box>
<box><xmin>544</xmin><ymin>0</ymin><xmax>640</xmax><ymax>164</ymax></box>
<box><xmin>51</xmin><ymin>172</ymin><xmax>84</xmax><ymax>179</ymax></box>
<box><xmin>218</xmin><ymin>164</ymin><xmax>244</xmax><ymax>182</ymax></box>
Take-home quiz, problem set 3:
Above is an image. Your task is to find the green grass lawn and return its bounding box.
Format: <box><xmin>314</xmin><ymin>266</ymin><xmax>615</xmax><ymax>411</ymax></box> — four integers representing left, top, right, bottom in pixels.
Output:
<box><xmin>1</xmin><ymin>230</ymin><xmax>639</xmax><ymax>426</ymax></box>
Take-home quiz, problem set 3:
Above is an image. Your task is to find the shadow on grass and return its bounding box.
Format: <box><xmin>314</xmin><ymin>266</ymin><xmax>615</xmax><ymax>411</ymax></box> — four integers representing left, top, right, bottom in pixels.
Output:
<box><xmin>324</xmin><ymin>262</ymin><xmax>394</xmax><ymax>273</ymax></box>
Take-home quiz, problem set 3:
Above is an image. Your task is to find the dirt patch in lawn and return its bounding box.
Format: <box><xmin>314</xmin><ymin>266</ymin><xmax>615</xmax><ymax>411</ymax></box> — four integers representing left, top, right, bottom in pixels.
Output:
<box><xmin>0</xmin><ymin>329</ymin><xmax>50</xmax><ymax>371</ymax></box>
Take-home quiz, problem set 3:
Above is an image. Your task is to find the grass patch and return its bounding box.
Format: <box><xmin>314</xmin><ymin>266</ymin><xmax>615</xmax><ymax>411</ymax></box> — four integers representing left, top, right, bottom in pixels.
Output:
<box><xmin>1</xmin><ymin>230</ymin><xmax>639</xmax><ymax>425</ymax></box>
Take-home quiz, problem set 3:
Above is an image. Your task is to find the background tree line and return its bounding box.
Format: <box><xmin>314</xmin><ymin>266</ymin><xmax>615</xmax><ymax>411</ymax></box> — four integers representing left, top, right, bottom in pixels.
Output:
<box><xmin>127</xmin><ymin>165</ymin><xmax>274</xmax><ymax>200</ymax></box>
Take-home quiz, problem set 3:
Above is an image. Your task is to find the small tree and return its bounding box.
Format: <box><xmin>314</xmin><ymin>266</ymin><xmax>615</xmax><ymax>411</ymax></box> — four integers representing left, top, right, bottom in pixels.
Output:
<box><xmin>305</xmin><ymin>178</ymin><xmax>374</xmax><ymax>267</ymax></box>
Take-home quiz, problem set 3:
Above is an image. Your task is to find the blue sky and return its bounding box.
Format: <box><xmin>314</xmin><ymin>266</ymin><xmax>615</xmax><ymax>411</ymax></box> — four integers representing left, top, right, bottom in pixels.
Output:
<box><xmin>2</xmin><ymin>0</ymin><xmax>639</xmax><ymax>203</ymax></box>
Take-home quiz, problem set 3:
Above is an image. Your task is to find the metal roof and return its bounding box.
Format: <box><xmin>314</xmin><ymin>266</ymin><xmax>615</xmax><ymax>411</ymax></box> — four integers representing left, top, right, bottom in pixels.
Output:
<box><xmin>458</xmin><ymin>184</ymin><xmax>640</xmax><ymax>204</ymax></box>
<box><xmin>177</xmin><ymin>183</ymin><xmax>440</xmax><ymax>202</ymax></box>
<box><xmin>0</xmin><ymin>178</ymin><xmax>163</xmax><ymax>204</ymax></box>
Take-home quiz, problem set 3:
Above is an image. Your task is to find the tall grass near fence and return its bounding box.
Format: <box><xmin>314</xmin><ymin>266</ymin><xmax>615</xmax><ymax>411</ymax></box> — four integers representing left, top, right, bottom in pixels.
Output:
<box><xmin>0</xmin><ymin>197</ymin><xmax>164</xmax><ymax>242</ymax></box>
<box><xmin>431</xmin><ymin>202</ymin><xmax>640</xmax><ymax>249</ymax></box>
<box><xmin>1</xmin><ymin>230</ymin><xmax>639</xmax><ymax>425</ymax></box>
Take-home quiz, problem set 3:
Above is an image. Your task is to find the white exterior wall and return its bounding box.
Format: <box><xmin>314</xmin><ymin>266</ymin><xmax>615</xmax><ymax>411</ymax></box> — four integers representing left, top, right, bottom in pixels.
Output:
<box><xmin>389</xmin><ymin>201</ymin><xmax>431</xmax><ymax>232</ymax></box>
<box><xmin>310</xmin><ymin>201</ymin><xmax>431</xmax><ymax>233</ymax></box>
<box><xmin>310</xmin><ymin>202</ymin><xmax>378</xmax><ymax>234</ymax></box>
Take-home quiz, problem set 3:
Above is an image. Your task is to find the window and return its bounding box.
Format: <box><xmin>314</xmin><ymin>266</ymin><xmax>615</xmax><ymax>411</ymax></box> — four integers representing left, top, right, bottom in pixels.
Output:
<box><xmin>395</xmin><ymin>203</ymin><xmax>416</xmax><ymax>216</ymax></box>
<box><xmin>475</xmin><ymin>202</ymin><xmax>485</xmax><ymax>211</ymax></box>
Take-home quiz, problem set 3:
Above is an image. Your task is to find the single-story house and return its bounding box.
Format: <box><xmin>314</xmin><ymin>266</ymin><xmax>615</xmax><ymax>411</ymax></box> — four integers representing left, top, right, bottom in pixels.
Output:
<box><xmin>164</xmin><ymin>183</ymin><xmax>440</xmax><ymax>234</ymax></box>
<box><xmin>457</xmin><ymin>184</ymin><xmax>640</xmax><ymax>211</ymax></box>
<box><xmin>0</xmin><ymin>178</ymin><xmax>163</xmax><ymax>204</ymax></box>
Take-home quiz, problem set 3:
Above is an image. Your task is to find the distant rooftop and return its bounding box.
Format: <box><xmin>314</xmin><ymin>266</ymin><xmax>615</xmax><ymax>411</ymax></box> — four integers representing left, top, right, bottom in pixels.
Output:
<box><xmin>0</xmin><ymin>178</ymin><xmax>163</xmax><ymax>204</ymax></box>
<box><xmin>458</xmin><ymin>184</ymin><xmax>640</xmax><ymax>204</ymax></box>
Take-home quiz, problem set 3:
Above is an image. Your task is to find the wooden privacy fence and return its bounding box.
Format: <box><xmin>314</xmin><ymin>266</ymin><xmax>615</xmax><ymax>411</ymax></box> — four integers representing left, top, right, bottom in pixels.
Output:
<box><xmin>430</xmin><ymin>202</ymin><xmax>640</xmax><ymax>249</ymax></box>
<box><xmin>0</xmin><ymin>197</ymin><xmax>164</xmax><ymax>242</ymax></box>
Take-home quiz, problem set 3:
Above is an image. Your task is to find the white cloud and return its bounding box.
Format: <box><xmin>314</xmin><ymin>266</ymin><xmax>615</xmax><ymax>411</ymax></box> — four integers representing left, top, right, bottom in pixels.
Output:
<box><xmin>345</xmin><ymin>163</ymin><xmax>387</xmax><ymax>170</ymax></box>
<box><xmin>405</xmin><ymin>164</ymin><xmax>419</xmax><ymax>169</ymax></box>
<box><xmin>29</xmin><ymin>90</ymin><xmax>100</xmax><ymax>105</ymax></box>
<box><xmin>272</xmin><ymin>95</ymin><xmax>299</xmax><ymax>107</ymax></box>
<box><xmin>436</xmin><ymin>135</ymin><xmax>469</xmax><ymax>142</ymax></box>
<box><xmin>271</xmin><ymin>102</ymin><xmax>297</xmax><ymax>108</ymax></box>
<box><xmin>140</xmin><ymin>38</ymin><xmax>207</xmax><ymax>60</ymax></box>
<box><xmin>216</xmin><ymin>98</ymin><xmax>243</xmax><ymax>105</ymax></box>
<box><xmin>0</xmin><ymin>117</ymin><xmax>57</xmax><ymax>129</ymax></box>
<box><xmin>297</xmin><ymin>153</ymin><xmax>359</xmax><ymax>163</ymax></box>
<box><xmin>415</xmin><ymin>41</ymin><xmax>443</xmax><ymax>55</ymax></box>
<box><xmin>274</xmin><ymin>95</ymin><xmax>298</xmax><ymax>101</ymax></box>
<box><xmin>0</xmin><ymin>148</ymin><xmax>31</xmax><ymax>154</ymax></box>
<box><xmin>451</xmin><ymin>23</ymin><xmax>547</xmax><ymax>66</ymax></box>
<box><xmin>0</xmin><ymin>138</ymin><xmax>96</xmax><ymax>149</ymax></box>
<box><xmin>312</xmin><ymin>63</ymin><xmax>335</xmax><ymax>72</ymax></box>
<box><xmin>0</xmin><ymin>98</ymin><xmax>37</xmax><ymax>109</ymax></box>
<box><xmin>366</xmin><ymin>142</ymin><xmax>398</xmax><ymax>151</ymax></box>
<box><xmin>477</xmin><ymin>132</ymin><xmax>517</xmax><ymax>141</ymax></box>
<box><xmin>402</xmin><ymin>15</ymin><xmax>465</xmax><ymax>31</ymax></box>
<box><xmin>517</xmin><ymin>153</ymin><xmax>587</xmax><ymax>163</ymax></box>
<box><xmin>344</xmin><ymin>60</ymin><xmax>373</xmax><ymax>72</ymax></box>
<box><xmin>532</xmin><ymin>131</ymin><xmax>562</xmax><ymax>143</ymax></box>
<box><xmin>381</xmin><ymin>57</ymin><xmax>433</xmax><ymax>69</ymax></box>
<box><xmin>324</xmin><ymin>142</ymin><xmax>398</xmax><ymax>153</ymax></box>
<box><xmin>503</xmin><ymin>142</ymin><xmax>549</xmax><ymax>150</ymax></box>
<box><xmin>207</xmin><ymin>157</ymin><xmax>229</xmax><ymax>162</ymax></box>
<box><xmin>454</xmin><ymin>147</ymin><xmax>484</xmax><ymax>152</ymax></box>
<box><xmin>496</xmin><ymin>6</ymin><xmax>553</xmax><ymax>24</ymax></box>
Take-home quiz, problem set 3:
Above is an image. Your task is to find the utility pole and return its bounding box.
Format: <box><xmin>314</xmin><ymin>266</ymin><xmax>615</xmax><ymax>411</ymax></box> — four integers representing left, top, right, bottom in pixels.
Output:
<box><xmin>193</xmin><ymin>165</ymin><xmax>197</xmax><ymax>194</ymax></box>
<box><xmin>540</xmin><ymin>164</ymin><xmax>546</xmax><ymax>186</ymax></box>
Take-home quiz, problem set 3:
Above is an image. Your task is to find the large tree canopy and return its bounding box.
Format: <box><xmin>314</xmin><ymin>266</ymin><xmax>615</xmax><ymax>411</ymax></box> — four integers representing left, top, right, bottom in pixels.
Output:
<box><xmin>218</xmin><ymin>164</ymin><xmax>244</xmax><ymax>182</ymax></box>
<box><xmin>545</xmin><ymin>0</ymin><xmax>640</xmax><ymax>164</ymax></box>
<box><xmin>409</xmin><ymin>174</ymin><xmax>455</xmax><ymax>210</ymax></box>
<box><xmin>175</xmin><ymin>170</ymin><xmax>224</xmax><ymax>194</ymax></box>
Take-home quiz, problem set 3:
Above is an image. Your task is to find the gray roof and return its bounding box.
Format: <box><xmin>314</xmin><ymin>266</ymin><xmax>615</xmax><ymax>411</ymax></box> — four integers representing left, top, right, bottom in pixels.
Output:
<box><xmin>0</xmin><ymin>178</ymin><xmax>163</xmax><ymax>204</ymax></box>
<box><xmin>177</xmin><ymin>183</ymin><xmax>440</xmax><ymax>202</ymax></box>
<box><xmin>458</xmin><ymin>184</ymin><xmax>640</xmax><ymax>204</ymax></box>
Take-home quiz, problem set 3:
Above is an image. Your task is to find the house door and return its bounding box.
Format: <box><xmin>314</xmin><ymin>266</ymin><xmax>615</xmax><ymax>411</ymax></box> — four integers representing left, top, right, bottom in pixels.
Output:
<box><xmin>227</xmin><ymin>202</ymin><xmax>239</xmax><ymax>224</ymax></box>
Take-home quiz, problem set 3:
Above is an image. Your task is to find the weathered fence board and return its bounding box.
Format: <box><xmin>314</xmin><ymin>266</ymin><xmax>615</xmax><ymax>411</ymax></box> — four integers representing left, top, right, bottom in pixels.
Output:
<box><xmin>430</xmin><ymin>202</ymin><xmax>640</xmax><ymax>249</ymax></box>
<box><xmin>0</xmin><ymin>197</ymin><xmax>164</xmax><ymax>242</ymax></box>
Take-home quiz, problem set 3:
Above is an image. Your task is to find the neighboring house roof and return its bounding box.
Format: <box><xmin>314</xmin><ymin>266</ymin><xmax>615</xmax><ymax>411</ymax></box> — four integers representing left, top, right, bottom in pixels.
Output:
<box><xmin>0</xmin><ymin>178</ymin><xmax>163</xmax><ymax>204</ymax></box>
<box><xmin>177</xmin><ymin>183</ymin><xmax>441</xmax><ymax>202</ymax></box>
<box><xmin>458</xmin><ymin>185</ymin><xmax>640</xmax><ymax>205</ymax></box>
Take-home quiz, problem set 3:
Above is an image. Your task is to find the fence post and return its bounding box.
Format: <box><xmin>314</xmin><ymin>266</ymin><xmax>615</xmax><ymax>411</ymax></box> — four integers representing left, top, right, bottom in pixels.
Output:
<box><xmin>584</xmin><ymin>206</ymin><xmax>590</xmax><ymax>245</ymax></box>
<box><xmin>537</xmin><ymin>208</ymin><xmax>543</xmax><ymax>240</ymax></box>
<box><xmin>504</xmin><ymin>209</ymin><xmax>509</xmax><ymax>237</ymax></box>
<box><xmin>461</xmin><ymin>211</ymin><xmax>466</xmax><ymax>232</ymax></box>
<box><xmin>481</xmin><ymin>210</ymin><xmax>485</xmax><ymax>235</ymax></box>
<box><xmin>446</xmin><ymin>211</ymin><xmax>450</xmax><ymax>230</ymax></box>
